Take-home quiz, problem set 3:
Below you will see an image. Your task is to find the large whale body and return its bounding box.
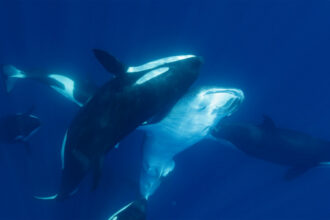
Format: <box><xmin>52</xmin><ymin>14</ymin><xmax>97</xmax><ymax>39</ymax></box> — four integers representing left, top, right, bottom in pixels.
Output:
<box><xmin>31</xmin><ymin>50</ymin><xmax>202</xmax><ymax>199</ymax></box>
<box><xmin>139</xmin><ymin>87</ymin><xmax>244</xmax><ymax>199</ymax></box>
<box><xmin>211</xmin><ymin>116</ymin><xmax>330</xmax><ymax>179</ymax></box>
<box><xmin>107</xmin><ymin>87</ymin><xmax>244</xmax><ymax>220</ymax></box>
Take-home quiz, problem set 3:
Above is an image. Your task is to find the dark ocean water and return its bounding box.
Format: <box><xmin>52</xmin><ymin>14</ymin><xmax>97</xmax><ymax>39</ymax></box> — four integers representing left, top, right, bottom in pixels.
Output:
<box><xmin>0</xmin><ymin>0</ymin><xmax>330</xmax><ymax>219</ymax></box>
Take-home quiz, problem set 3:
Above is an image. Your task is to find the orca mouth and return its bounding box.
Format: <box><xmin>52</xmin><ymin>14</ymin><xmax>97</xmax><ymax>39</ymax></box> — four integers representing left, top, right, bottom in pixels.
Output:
<box><xmin>201</xmin><ymin>88</ymin><xmax>244</xmax><ymax>98</ymax></box>
<box><xmin>219</xmin><ymin>89</ymin><xmax>244</xmax><ymax>116</ymax></box>
<box><xmin>197</xmin><ymin>88</ymin><xmax>244</xmax><ymax>116</ymax></box>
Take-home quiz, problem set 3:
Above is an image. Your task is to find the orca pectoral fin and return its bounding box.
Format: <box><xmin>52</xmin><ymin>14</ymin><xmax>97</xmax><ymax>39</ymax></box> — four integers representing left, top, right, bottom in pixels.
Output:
<box><xmin>161</xmin><ymin>160</ymin><xmax>175</xmax><ymax>177</ymax></box>
<box><xmin>284</xmin><ymin>166</ymin><xmax>312</xmax><ymax>181</ymax></box>
<box><xmin>92</xmin><ymin>49</ymin><xmax>127</xmax><ymax>76</ymax></box>
<box><xmin>108</xmin><ymin>198</ymin><xmax>147</xmax><ymax>220</ymax></box>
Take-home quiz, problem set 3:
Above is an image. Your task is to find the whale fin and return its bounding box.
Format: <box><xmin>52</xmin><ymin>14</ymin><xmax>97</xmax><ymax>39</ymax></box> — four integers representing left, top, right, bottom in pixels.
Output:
<box><xmin>108</xmin><ymin>198</ymin><xmax>147</xmax><ymax>220</ymax></box>
<box><xmin>93</xmin><ymin>49</ymin><xmax>127</xmax><ymax>77</ymax></box>
<box><xmin>261</xmin><ymin>115</ymin><xmax>276</xmax><ymax>130</ymax></box>
<box><xmin>161</xmin><ymin>160</ymin><xmax>175</xmax><ymax>177</ymax></box>
<box><xmin>34</xmin><ymin>194</ymin><xmax>58</xmax><ymax>200</ymax></box>
<box><xmin>1</xmin><ymin>65</ymin><xmax>27</xmax><ymax>93</ymax></box>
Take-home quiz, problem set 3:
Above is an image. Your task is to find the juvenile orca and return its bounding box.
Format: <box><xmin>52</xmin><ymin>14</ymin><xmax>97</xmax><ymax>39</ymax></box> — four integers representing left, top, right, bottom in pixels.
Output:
<box><xmin>212</xmin><ymin>116</ymin><xmax>330</xmax><ymax>179</ymax></box>
<box><xmin>106</xmin><ymin>87</ymin><xmax>244</xmax><ymax>219</ymax></box>
<box><xmin>36</xmin><ymin>50</ymin><xmax>202</xmax><ymax>200</ymax></box>
<box><xmin>1</xmin><ymin>65</ymin><xmax>97</xmax><ymax>106</ymax></box>
<box><xmin>0</xmin><ymin>108</ymin><xmax>41</xmax><ymax>151</ymax></box>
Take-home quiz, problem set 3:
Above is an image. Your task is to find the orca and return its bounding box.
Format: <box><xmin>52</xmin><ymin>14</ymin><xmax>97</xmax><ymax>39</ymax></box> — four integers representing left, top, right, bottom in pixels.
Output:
<box><xmin>35</xmin><ymin>49</ymin><xmax>202</xmax><ymax>200</ymax></box>
<box><xmin>1</xmin><ymin>65</ymin><xmax>97</xmax><ymax>107</ymax></box>
<box><xmin>139</xmin><ymin>87</ymin><xmax>244</xmax><ymax>199</ymax></box>
<box><xmin>212</xmin><ymin>116</ymin><xmax>330</xmax><ymax>179</ymax></box>
<box><xmin>106</xmin><ymin>87</ymin><xmax>244</xmax><ymax>219</ymax></box>
<box><xmin>0</xmin><ymin>107</ymin><xmax>41</xmax><ymax>151</ymax></box>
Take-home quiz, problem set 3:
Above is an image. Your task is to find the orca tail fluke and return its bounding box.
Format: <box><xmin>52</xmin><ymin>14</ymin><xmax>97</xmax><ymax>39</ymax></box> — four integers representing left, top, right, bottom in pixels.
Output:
<box><xmin>1</xmin><ymin>65</ymin><xmax>26</xmax><ymax>93</ymax></box>
<box><xmin>34</xmin><ymin>194</ymin><xmax>58</xmax><ymax>200</ymax></box>
<box><xmin>108</xmin><ymin>198</ymin><xmax>147</xmax><ymax>220</ymax></box>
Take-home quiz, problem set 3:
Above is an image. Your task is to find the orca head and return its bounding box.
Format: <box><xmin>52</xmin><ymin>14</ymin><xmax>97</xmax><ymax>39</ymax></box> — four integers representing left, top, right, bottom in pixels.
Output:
<box><xmin>192</xmin><ymin>87</ymin><xmax>244</xmax><ymax>125</ymax></box>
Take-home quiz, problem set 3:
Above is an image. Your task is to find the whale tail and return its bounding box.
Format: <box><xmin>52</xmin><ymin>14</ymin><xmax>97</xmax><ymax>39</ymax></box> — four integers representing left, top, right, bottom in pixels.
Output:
<box><xmin>108</xmin><ymin>198</ymin><xmax>147</xmax><ymax>220</ymax></box>
<box><xmin>1</xmin><ymin>65</ymin><xmax>27</xmax><ymax>93</ymax></box>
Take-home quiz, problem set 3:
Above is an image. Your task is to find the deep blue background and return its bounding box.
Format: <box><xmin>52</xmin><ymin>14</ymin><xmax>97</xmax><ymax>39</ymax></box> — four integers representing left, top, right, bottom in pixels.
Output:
<box><xmin>0</xmin><ymin>0</ymin><xmax>330</xmax><ymax>219</ymax></box>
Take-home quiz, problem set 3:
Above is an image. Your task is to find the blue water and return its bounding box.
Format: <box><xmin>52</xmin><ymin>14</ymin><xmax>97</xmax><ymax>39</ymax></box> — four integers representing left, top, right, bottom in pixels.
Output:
<box><xmin>0</xmin><ymin>0</ymin><xmax>330</xmax><ymax>219</ymax></box>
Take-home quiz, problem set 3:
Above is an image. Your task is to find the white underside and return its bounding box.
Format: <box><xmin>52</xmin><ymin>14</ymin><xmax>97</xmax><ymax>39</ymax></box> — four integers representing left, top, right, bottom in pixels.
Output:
<box><xmin>48</xmin><ymin>74</ymin><xmax>83</xmax><ymax>107</ymax></box>
<box><xmin>139</xmin><ymin>87</ymin><xmax>244</xmax><ymax>199</ymax></box>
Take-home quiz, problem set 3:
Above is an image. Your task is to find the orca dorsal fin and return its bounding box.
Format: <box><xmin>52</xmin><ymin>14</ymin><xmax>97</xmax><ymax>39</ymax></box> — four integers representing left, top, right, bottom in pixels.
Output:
<box><xmin>261</xmin><ymin>115</ymin><xmax>276</xmax><ymax>129</ymax></box>
<box><xmin>93</xmin><ymin>49</ymin><xmax>127</xmax><ymax>77</ymax></box>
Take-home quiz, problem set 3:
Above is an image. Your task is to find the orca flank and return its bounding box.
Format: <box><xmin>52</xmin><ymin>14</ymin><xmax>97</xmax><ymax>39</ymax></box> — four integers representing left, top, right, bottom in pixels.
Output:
<box><xmin>36</xmin><ymin>50</ymin><xmax>202</xmax><ymax>199</ymax></box>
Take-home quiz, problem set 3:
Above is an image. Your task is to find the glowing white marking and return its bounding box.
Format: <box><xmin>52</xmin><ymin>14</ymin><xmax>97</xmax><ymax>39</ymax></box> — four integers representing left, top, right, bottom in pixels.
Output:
<box><xmin>139</xmin><ymin>87</ymin><xmax>244</xmax><ymax>198</ymax></box>
<box><xmin>320</xmin><ymin>162</ymin><xmax>330</xmax><ymax>165</ymax></box>
<box><xmin>48</xmin><ymin>74</ymin><xmax>83</xmax><ymax>107</ymax></box>
<box><xmin>161</xmin><ymin>160</ymin><xmax>175</xmax><ymax>177</ymax></box>
<box><xmin>61</xmin><ymin>130</ymin><xmax>68</xmax><ymax>170</ymax></box>
<box><xmin>135</xmin><ymin>67</ymin><xmax>169</xmax><ymax>85</ymax></box>
<box><xmin>108</xmin><ymin>201</ymin><xmax>134</xmax><ymax>220</ymax></box>
<box><xmin>34</xmin><ymin>194</ymin><xmax>58</xmax><ymax>200</ymax></box>
<box><xmin>5</xmin><ymin>65</ymin><xmax>26</xmax><ymax>78</ymax></box>
<box><xmin>114</xmin><ymin>143</ymin><xmax>119</xmax><ymax>149</ymax></box>
<box><xmin>127</xmin><ymin>55</ymin><xmax>195</xmax><ymax>73</ymax></box>
<box><xmin>23</xmin><ymin>127</ymin><xmax>40</xmax><ymax>141</ymax></box>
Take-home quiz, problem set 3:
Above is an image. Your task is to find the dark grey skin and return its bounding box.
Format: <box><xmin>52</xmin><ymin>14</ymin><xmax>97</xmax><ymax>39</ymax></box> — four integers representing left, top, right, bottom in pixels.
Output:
<box><xmin>48</xmin><ymin>50</ymin><xmax>202</xmax><ymax>200</ymax></box>
<box><xmin>0</xmin><ymin>108</ymin><xmax>41</xmax><ymax>151</ymax></box>
<box><xmin>212</xmin><ymin>116</ymin><xmax>330</xmax><ymax>179</ymax></box>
